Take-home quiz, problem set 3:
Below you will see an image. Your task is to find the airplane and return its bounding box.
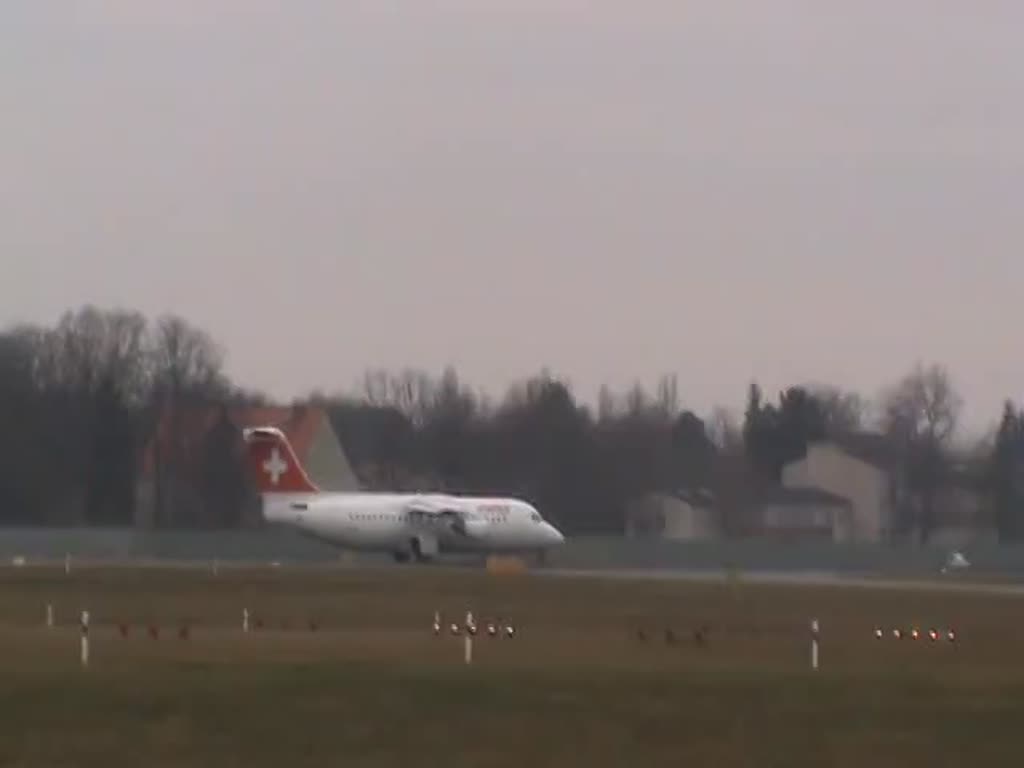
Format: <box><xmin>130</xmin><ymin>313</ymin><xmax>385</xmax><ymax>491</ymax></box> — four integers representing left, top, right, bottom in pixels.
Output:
<box><xmin>241</xmin><ymin>425</ymin><xmax>565</xmax><ymax>563</ymax></box>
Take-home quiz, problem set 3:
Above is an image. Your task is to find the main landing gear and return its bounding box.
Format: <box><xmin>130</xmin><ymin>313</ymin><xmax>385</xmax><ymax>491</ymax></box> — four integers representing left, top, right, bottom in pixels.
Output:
<box><xmin>392</xmin><ymin>537</ymin><xmax>435</xmax><ymax>564</ymax></box>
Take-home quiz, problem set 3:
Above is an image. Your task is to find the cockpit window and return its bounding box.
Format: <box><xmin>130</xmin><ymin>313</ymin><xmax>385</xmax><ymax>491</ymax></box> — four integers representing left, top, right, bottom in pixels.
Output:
<box><xmin>530</xmin><ymin>512</ymin><xmax>541</xmax><ymax>523</ymax></box>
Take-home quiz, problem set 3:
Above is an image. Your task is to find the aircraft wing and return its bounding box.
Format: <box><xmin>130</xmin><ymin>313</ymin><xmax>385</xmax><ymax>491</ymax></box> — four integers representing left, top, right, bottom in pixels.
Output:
<box><xmin>404</xmin><ymin>495</ymin><xmax>478</xmax><ymax>537</ymax></box>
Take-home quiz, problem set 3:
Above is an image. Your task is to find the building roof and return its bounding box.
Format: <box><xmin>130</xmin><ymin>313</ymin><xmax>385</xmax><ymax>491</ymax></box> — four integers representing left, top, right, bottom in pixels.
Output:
<box><xmin>817</xmin><ymin>431</ymin><xmax>895</xmax><ymax>470</ymax></box>
<box><xmin>760</xmin><ymin>486</ymin><xmax>852</xmax><ymax>507</ymax></box>
<box><xmin>141</xmin><ymin>404</ymin><xmax>327</xmax><ymax>477</ymax></box>
<box><xmin>673</xmin><ymin>488</ymin><xmax>715</xmax><ymax>507</ymax></box>
<box><xmin>814</xmin><ymin>433</ymin><xmax>986</xmax><ymax>491</ymax></box>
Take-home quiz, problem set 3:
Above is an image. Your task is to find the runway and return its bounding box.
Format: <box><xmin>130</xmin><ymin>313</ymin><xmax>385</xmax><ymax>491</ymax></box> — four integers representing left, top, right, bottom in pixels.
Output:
<box><xmin>543</xmin><ymin>567</ymin><xmax>1024</xmax><ymax>597</ymax></box>
<box><xmin>13</xmin><ymin>553</ymin><xmax>1024</xmax><ymax>597</ymax></box>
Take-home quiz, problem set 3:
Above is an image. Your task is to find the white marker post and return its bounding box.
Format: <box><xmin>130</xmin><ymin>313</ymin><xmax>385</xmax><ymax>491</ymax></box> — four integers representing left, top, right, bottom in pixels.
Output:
<box><xmin>810</xmin><ymin>618</ymin><xmax>819</xmax><ymax>671</ymax></box>
<box><xmin>46</xmin><ymin>603</ymin><xmax>53</xmax><ymax>629</ymax></box>
<box><xmin>433</xmin><ymin>610</ymin><xmax>441</xmax><ymax>635</ymax></box>
<box><xmin>80</xmin><ymin>610</ymin><xmax>90</xmax><ymax>667</ymax></box>
<box><xmin>243</xmin><ymin>608</ymin><xmax>250</xmax><ymax>633</ymax></box>
<box><xmin>64</xmin><ymin>553</ymin><xmax>71</xmax><ymax>576</ymax></box>
<box><xmin>464</xmin><ymin>611</ymin><xmax>474</xmax><ymax>665</ymax></box>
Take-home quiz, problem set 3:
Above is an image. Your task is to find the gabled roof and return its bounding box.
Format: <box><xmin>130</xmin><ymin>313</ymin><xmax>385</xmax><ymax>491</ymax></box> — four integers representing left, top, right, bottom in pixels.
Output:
<box><xmin>673</xmin><ymin>487</ymin><xmax>715</xmax><ymax>507</ymax></box>
<box><xmin>141</xmin><ymin>404</ymin><xmax>327</xmax><ymax>477</ymax></box>
<box><xmin>813</xmin><ymin>434</ymin><xmax>988</xmax><ymax>490</ymax></box>
<box><xmin>810</xmin><ymin>431</ymin><xmax>895</xmax><ymax>470</ymax></box>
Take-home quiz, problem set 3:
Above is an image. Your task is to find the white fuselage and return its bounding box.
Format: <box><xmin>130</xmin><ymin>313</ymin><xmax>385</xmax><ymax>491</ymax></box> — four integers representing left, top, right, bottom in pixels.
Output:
<box><xmin>261</xmin><ymin>491</ymin><xmax>564</xmax><ymax>556</ymax></box>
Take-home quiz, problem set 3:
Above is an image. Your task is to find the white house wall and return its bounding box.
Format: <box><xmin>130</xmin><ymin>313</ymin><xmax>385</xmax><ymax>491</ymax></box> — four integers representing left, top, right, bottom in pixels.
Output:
<box><xmin>663</xmin><ymin>500</ymin><xmax>716</xmax><ymax>540</ymax></box>
<box><xmin>625</xmin><ymin>495</ymin><xmax>717</xmax><ymax>540</ymax></box>
<box><xmin>782</xmin><ymin>443</ymin><xmax>888</xmax><ymax>541</ymax></box>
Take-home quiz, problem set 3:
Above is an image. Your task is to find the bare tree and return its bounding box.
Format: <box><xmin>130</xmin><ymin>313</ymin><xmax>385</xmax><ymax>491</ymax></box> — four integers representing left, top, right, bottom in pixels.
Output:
<box><xmin>147</xmin><ymin>314</ymin><xmax>231</xmax><ymax>527</ymax></box>
<box><xmin>387</xmin><ymin>369</ymin><xmax>419</xmax><ymax>419</ymax></box>
<box><xmin>0</xmin><ymin>326</ymin><xmax>61</xmax><ymax>522</ymax></box>
<box><xmin>11</xmin><ymin>307</ymin><xmax>158</xmax><ymax>524</ymax></box>
<box><xmin>624</xmin><ymin>381</ymin><xmax>650</xmax><ymax>419</ymax></box>
<box><xmin>597</xmin><ymin>384</ymin><xmax>617</xmax><ymax>422</ymax></box>
<box><xmin>391</xmin><ymin>369</ymin><xmax>436</xmax><ymax>427</ymax></box>
<box><xmin>808</xmin><ymin>385</ymin><xmax>867</xmax><ymax>436</ymax></box>
<box><xmin>881</xmin><ymin>362</ymin><xmax>962</xmax><ymax>543</ymax></box>
<box><xmin>150</xmin><ymin>314</ymin><xmax>227</xmax><ymax>402</ymax></box>
<box><xmin>358</xmin><ymin>368</ymin><xmax>436</xmax><ymax>426</ymax></box>
<box><xmin>0</xmin><ymin>307</ymin><xmax>253</xmax><ymax>528</ymax></box>
<box><xmin>707</xmin><ymin>406</ymin><xmax>743</xmax><ymax>454</ymax></box>
<box><xmin>655</xmin><ymin>373</ymin><xmax>679</xmax><ymax>418</ymax></box>
<box><xmin>361</xmin><ymin>369</ymin><xmax>390</xmax><ymax>407</ymax></box>
<box><xmin>882</xmin><ymin>363</ymin><xmax>961</xmax><ymax>444</ymax></box>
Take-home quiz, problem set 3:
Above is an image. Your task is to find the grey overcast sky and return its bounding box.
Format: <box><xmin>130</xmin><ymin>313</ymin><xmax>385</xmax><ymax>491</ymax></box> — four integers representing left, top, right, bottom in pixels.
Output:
<box><xmin>2</xmin><ymin>1</ymin><xmax>1022</xmax><ymax>434</ymax></box>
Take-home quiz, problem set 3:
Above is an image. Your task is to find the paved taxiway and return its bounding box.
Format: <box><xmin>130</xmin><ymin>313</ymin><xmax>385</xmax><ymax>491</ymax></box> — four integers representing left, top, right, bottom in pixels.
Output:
<box><xmin>14</xmin><ymin>555</ymin><xmax>1024</xmax><ymax>597</ymax></box>
<box><xmin>544</xmin><ymin>567</ymin><xmax>1024</xmax><ymax>596</ymax></box>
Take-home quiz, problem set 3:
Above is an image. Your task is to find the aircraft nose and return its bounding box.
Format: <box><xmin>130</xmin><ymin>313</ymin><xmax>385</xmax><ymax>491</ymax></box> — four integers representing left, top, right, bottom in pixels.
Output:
<box><xmin>542</xmin><ymin>522</ymin><xmax>565</xmax><ymax>545</ymax></box>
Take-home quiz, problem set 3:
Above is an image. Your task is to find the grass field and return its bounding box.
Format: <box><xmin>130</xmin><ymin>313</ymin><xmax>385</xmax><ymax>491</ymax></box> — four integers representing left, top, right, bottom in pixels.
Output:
<box><xmin>2</xmin><ymin>564</ymin><xmax>1024</xmax><ymax>767</ymax></box>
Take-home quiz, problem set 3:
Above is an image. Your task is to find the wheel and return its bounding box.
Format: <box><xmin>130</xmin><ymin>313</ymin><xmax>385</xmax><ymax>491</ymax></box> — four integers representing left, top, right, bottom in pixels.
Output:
<box><xmin>392</xmin><ymin>551</ymin><xmax>410</xmax><ymax>564</ymax></box>
<box><xmin>410</xmin><ymin>537</ymin><xmax>433</xmax><ymax>563</ymax></box>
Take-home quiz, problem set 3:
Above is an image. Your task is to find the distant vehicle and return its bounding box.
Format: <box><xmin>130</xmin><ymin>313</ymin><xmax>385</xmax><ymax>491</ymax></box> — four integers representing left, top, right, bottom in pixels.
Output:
<box><xmin>241</xmin><ymin>426</ymin><xmax>565</xmax><ymax>563</ymax></box>
<box><xmin>941</xmin><ymin>550</ymin><xmax>970</xmax><ymax>573</ymax></box>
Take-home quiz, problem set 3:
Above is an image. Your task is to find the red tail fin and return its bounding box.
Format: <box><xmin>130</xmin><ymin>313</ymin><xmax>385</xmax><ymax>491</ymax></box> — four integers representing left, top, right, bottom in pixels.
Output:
<box><xmin>241</xmin><ymin>426</ymin><xmax>319</xmax><ymax>493</ymax></box>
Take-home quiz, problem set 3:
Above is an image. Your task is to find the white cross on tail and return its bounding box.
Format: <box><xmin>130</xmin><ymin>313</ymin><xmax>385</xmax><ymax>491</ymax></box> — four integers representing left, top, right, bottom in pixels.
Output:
<box><xmin>262</xmin><ymin>448</ymin><xmax>288</xmax><ymax>485</ymax></box>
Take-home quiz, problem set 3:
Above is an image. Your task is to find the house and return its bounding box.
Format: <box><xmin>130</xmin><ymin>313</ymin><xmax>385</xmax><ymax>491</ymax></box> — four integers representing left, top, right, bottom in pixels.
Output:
<box><xmin>781</xmin><ymin>433</ymin><xmax>990</xmax><ymax>544</ymax></box>
<box><xmin>624</xmin><ymin>488</ymin><xmax>718</xmax><ymax>540</ymax></box>
<box><xmin>750</xmin><ymin>486</ymin><xmax>853</xmax><ymax>542</ymax></box>
<box><xmin>624</xmin><ymin>481</ymin><xmax>850</xmax><ymax>542</ymax></box>
<box><xmin>781</xmin><ymin>433</ymin><xmax>903</xmax><ymax>542</ymax></box>
<box><xmin>136</xmin><ymin>404</ymin><xmax>357</xmax><ymax>529</ymax></box>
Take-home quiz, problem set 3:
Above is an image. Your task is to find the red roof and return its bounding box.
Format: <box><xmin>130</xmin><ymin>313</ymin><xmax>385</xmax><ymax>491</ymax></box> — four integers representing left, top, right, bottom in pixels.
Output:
<box><xmin>141</xmin><ymin>404</ymin><xmax>327</xmax><ymax>477</ymax></box>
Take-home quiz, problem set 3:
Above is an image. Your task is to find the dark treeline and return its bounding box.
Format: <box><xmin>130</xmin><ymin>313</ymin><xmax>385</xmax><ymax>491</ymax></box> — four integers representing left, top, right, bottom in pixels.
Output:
<box><xmin>0</xmin><ymin>307</ymin><xmax>261</xmax><ymax>526</ymax></box>
<box><xmin>2</xmin><ymin>306</ymin><xmax>1023</xmax><ymax>540</ymax></box>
